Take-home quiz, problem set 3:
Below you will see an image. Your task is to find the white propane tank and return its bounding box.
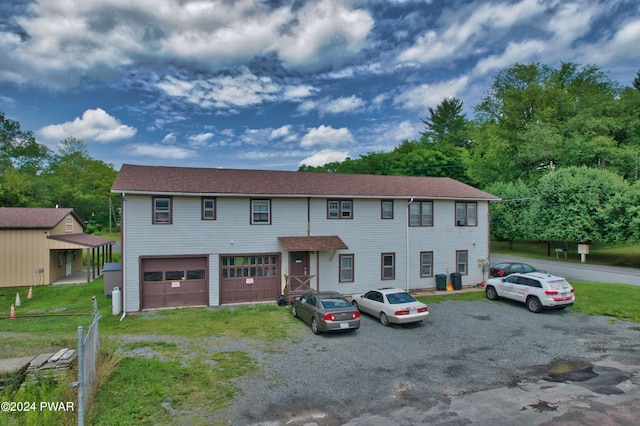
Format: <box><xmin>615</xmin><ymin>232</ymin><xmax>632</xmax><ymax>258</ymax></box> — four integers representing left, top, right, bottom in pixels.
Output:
<box><xmin>112</xmin><ymin>287</ymin><xmax>122</xmax><ymax>315</ymax></box>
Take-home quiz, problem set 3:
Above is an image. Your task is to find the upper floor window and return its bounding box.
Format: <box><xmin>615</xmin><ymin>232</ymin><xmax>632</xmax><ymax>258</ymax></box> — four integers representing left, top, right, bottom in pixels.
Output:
<box><xmin>455</xmin><ymin>202</ymin><xmax>477</xmax><ymax>226</ymax></box>
<box><xmin>328</xmin><ymin>200</ymin><xmax>352</xmax><ymax>219</ymax></box>
<box><xmin>456</xmin><ymin>250</ymin><xmax>468</xmax><ymax>274</ymax></box>
<box><xmin>381</xmin><ymin>200</ymin><xmax>394</xmax><ymax>219</ymax></box>
<box><xmin>409</xmin><ymin>201</ymin><xmax>433</xmax><ymax>226</ymax></box>
<box><xmin>339</xmin><ymin>254</ymin><xmax>354</xmax><ymax>283</ymax></box>
<box><xmin>381</xmin><ymin>253</ymin><xmax>396</xmax><ymax>280</ymax></box>
<box><xmin>251</xmin><ymin>199</ymin><xmax>271</xmax><ymax>224</ymax></box>
<box><xmin>202</xmin><ymin>198</ymin><xmax>216</xmax><ymax>220</ymax></box>
<box><xmin>420</xmin><ymin>251</ymin><xmax>433</xmax><ymax>277</ymax></box>
<box><xmin>153</xmin><ymin>197</ymin><xmax>172</xmax><ymax>224</ymax></box>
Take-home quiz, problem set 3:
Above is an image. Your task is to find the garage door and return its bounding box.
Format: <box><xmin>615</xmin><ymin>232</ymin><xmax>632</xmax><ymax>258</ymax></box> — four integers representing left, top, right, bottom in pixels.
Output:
<box><xmin>141</xmin><ymin>256</ymin><xmax>208</xmax><ymax>309</ymax></box>
<box><xmin>219</xmin><ymin>254</ymin><xmax>281</xmax><ymax>304</ymax></box>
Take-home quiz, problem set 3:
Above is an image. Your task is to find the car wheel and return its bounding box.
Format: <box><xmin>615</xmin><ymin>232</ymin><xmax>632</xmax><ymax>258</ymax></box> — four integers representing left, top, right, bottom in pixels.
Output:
<box><xmin>485</xmin><ymin>286</ymin><xmax>499</xmax><ymax>301</ymax></box>
<box><xmin>379</xmin><ymin>312</ymin><xmax>390</xmax><ymax>326</ymax></box>
<box><xmin>527</xmin><ymin>296</ymin><xmax>542</xmax><ymax>313</ymax></box>
<box><xmin>311</xmin><ymin>317</ymin><xmax>321</xmax><ymax>334</ymax></box>
<box><xmin>291</xmin><ymin>305</ymin><xmax>297</xmax><ymax>317</ymax></box>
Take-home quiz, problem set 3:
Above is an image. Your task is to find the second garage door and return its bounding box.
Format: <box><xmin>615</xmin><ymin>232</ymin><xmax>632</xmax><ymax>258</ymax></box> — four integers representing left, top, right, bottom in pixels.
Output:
<box><xmin>219</xmin><ymin>254</ymin><xmax>281</xmax><ymax>304</ymax></box>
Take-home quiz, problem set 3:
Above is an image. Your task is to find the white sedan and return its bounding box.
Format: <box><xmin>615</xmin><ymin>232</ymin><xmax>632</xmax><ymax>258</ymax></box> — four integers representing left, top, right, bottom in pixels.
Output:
<box><xmin>351</xmin><ymin>288</ymin><xmax>429</xmax><ymax>326</ymax></box>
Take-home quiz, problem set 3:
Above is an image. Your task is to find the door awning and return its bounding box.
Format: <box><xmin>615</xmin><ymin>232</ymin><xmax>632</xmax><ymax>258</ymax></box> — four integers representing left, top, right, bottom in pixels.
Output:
<box><xmin>47</xmin><ymin>233</ymin><xmax>115</xmax><ymax>248</ymax></box>
<box><xmin>278</xmin><ymin>236</ymin><xmax>348</xmax><ymax>251</ymax></box>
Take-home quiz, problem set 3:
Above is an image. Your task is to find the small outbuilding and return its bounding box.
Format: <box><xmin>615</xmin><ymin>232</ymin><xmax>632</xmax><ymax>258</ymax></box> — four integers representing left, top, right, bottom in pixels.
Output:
<box><xmin>0</xmin><ymin>207</ymin><xmax>115</xmax><ymax>288</ymax></box>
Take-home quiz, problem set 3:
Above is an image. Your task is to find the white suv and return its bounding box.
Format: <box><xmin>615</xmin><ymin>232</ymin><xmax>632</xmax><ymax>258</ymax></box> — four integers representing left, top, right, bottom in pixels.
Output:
<box><xmin>484</xmin><ymin>272</ymin><xmax>575</xmax><ymax>313</ymax></box>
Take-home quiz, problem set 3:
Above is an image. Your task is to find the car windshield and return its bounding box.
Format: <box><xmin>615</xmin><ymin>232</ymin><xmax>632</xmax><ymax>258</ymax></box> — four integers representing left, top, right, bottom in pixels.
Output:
<box><xmin>385</xmin><ymin>292</ymin><xmax>416</xmax><ymax>304</ymax></box>
<box><xmin>321</xmin><ymin>298</ymin><xmax>352</xmax><ymax>309</ymax></box>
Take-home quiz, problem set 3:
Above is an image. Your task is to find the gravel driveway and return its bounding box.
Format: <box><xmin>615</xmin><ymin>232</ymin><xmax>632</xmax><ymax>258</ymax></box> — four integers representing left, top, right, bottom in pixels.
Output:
<box><xmin>213</xmin><ymin>298</ymin><xmax>640</xmax><ymax>425</ymax></box>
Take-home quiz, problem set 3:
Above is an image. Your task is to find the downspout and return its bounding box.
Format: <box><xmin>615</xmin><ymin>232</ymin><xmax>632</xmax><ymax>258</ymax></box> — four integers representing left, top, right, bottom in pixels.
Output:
<box><xmin>406</xmin><ymin>198</ymin><xmax>414</xmax><ymax>292</ymax></box>
<box><xmin>119</xmin><ymin>193</ymin><xmax>127</xmax><ymax>322</ymax></box>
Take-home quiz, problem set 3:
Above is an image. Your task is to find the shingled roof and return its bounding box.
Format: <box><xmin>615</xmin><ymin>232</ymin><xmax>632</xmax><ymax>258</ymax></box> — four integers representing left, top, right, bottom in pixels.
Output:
<box><xmin>112</xmin><ymin>164</ymin><xmax>499</xmax><ymax>200</ymax></box>
<box><xmin>0</xmin><ymin>208</ymin><xmax>84</xmax><ymax>230</ymax></box>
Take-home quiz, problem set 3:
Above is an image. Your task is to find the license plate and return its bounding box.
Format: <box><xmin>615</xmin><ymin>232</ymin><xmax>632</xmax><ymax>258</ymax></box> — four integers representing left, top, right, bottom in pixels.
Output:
<box><xmin>340</xmin><ymin>322</ymin><xmax>349</xmax><ymax>329</ymax></box>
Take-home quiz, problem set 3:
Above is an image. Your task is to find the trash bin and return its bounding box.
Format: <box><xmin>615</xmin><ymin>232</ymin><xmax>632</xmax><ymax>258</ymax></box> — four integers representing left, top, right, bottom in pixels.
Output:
<box><xmin>450</xmin><ymin>272</ymin><xmax>462</xmax><ymax>290</ymax></box>
<box><xmin>436</xmin><ymin>274</ymin><xmax>447</xmax><ymax>291</ymax></box>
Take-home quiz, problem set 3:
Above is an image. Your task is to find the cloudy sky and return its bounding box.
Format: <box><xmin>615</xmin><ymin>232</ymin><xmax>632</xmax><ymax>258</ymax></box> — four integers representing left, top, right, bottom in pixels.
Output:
<box><xmin>1</xmin><ymin>0</ymin><xmax>639</xmax><ymax>171</ymax></box>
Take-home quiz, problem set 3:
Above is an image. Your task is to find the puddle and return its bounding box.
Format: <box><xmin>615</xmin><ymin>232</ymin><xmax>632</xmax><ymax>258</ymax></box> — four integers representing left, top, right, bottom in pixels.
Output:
<box><xmin>545</xmin><ymin>359</ymin><xmax>597</xmax><ymax>382</ymax></box>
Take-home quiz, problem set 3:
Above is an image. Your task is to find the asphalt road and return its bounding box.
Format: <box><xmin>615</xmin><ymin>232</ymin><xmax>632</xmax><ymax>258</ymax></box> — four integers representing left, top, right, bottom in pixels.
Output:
<box><xmin>490</xmin><ymin>253</ymin><xmax>640</xmax><ymax>286</ymax></box>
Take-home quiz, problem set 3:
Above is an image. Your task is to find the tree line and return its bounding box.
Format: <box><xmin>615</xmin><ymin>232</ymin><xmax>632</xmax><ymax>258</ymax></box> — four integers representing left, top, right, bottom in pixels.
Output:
<box><xmin>0</xmin><ymin>118</ymin><xmax>118</xmax><ymax>232</ymax></box>
<box><xmin>300</xmin><ymin>62</ymin><xmax>640</xmax><ymax>245</ymax></box>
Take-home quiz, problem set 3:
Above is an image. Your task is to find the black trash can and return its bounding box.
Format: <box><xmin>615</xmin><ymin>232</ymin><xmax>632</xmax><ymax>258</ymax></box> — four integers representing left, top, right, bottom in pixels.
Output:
<box><xmin>450</xmin><ymin>272</ymin><xmax>462</xmax><ymax>290</ymax></box>
<box><xmin>435</xmin><ymin>274</ymin><xmax>447</xmax><ymax>291</ymax></box>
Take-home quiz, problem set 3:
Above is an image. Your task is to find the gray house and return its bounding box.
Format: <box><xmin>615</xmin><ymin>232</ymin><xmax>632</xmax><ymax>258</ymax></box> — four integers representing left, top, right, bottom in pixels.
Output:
<box><xmin>111</xmin><ymin>164</ymin><xmax>499</xmax><ymax>312</ymax></box>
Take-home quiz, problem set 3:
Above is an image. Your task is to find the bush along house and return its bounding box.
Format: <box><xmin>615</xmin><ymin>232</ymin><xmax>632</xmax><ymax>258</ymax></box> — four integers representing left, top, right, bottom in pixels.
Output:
<box><xmin>111</xmin><ymin>164</ymin><xmax>499</xmax><ymax>312</ymax></box>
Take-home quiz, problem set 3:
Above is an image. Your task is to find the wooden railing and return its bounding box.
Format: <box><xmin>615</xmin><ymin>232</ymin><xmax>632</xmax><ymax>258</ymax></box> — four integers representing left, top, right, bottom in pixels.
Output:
<box><xmin>284</xmin><ymin>275</ymin><xmax>315</xmax><ymax>303</ymax></box>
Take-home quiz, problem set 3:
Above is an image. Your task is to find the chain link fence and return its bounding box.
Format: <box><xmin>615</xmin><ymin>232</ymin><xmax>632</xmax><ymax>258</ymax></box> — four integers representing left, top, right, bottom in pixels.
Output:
<box><xmin>76</xmin><ymin>296</ymin><xmax>101</xmax><ymax>426</ymax></box>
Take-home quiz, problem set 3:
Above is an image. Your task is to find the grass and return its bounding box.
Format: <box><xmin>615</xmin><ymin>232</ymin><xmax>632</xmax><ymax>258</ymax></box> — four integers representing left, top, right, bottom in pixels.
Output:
<box><xmin>491</xmin><ymin>240</ymin><xmax>640</xmax><ymax>267</ymax></box>
<box><xmin>2</xmin><ymin>256</ymin><xmax>640</xmax><ymax>424</ymax></box>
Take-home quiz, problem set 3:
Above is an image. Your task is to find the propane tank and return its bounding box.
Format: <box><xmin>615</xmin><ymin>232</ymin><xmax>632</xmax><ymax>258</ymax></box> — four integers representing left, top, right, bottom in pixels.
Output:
<box><xmin>112</xmin><ymin>287</ymin><xmax>122</xmax><ymax>315</ymax></box>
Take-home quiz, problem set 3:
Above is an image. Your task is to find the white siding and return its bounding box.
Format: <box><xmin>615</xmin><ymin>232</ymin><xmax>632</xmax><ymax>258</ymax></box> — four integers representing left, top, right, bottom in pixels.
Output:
<box><xmin>121</xmin><ymin>194</ymin><xmax>491</xmax><ymax>311</ymax></box>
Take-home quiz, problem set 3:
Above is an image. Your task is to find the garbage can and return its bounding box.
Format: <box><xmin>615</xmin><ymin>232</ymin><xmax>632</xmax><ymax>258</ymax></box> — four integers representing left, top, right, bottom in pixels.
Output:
<box><xmin>435</xmin><ymin>274</ymin><xmax>447</xmax><ymax>291</ymax></box>
<box><xmin>450</xmin><ymin>272</ymin><xmax>462</xmax><ymax>290</ymax></box>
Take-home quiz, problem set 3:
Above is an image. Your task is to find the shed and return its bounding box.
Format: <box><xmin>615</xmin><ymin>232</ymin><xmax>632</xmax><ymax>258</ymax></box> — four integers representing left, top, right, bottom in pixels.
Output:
<box><xmin>103</xmin><ymin>262</ymin><xmax>122</xmax><ymax>296</ymax></box>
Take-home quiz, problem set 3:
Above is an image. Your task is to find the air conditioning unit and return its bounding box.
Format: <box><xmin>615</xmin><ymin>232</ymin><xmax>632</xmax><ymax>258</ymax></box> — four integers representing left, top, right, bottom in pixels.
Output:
<box><xmin>457</xmin><ymin>219</ymin><xmax>465</xmax><ymax>226</ymax></box>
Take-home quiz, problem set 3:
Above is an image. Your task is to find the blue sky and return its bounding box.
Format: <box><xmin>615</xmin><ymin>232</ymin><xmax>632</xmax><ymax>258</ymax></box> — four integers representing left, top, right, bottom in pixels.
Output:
<box><xmin>1</xmin><ymin>0</ymin><xmax>639</xmax><ymax>171</ymax></box>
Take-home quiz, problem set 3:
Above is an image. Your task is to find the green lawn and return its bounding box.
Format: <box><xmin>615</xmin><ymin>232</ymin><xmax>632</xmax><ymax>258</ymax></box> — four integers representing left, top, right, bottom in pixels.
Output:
<box><xmin>491</xmin><ymin>240</ymin><xmax>640</xmax><ymax>267</ymax></box>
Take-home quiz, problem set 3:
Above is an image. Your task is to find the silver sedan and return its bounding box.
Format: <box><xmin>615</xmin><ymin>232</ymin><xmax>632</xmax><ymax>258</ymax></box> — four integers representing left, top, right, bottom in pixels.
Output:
<box><xmin>291</xmin><ymin>291</ymin><xmax>361</xmax><ymax>334</ymax></box>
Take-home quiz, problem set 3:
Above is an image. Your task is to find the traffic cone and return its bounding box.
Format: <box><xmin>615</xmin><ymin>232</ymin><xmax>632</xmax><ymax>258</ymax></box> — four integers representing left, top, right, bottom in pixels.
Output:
<box><xmin>10</xmin><ymin>304</ymin><xmax>16</xmax><ymax>319</ymax></box>
<box><xmin>27</xmin><ymin>287</ymin><xmax>33</xmax><ymax>300</ymax></box>
<box><xmin>15</xmin><ymin>292</ymin><xmax>21</xmax><ymax>307</ymax></box>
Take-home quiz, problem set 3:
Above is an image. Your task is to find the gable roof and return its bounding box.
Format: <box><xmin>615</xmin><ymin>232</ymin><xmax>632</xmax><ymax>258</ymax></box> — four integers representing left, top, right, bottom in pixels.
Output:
<box><xmin>0</xmin><ymin>208</ymin><xmax>85</xmax><ymax>230</ymax></box>
<box><xmin>112</xmin><ymin>164</ymin><xmax>499</xmax><ymax>200</ymax></box>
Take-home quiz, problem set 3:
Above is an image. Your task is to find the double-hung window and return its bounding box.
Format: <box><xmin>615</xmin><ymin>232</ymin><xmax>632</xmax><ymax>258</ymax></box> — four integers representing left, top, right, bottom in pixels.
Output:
<box><xmin>251</xmin><ymin>199</ymin><xmax>271</xmax><ymax>224</ymax></box>
<box><xmin>339</xmin><ymin>254</ymin><xmax>354</xmax><ymax>283</ymax></box>
<box><xmin>381</xmin><ymin>253</ymin><xmax>395</xmax><ymax>280</ymax></box>
<box><xmin>153</xmin><ymin>197</ymin><xmax>172</xmax><ymax>224</ymax></box>
<box><xmin>409</xmin><ymin>201</ymin><xmax>433</xmax><ymax>226</ymax></box>
<box><xmin>455</xmin><ymin>202</ymin><xmax>477</xmax><ymax>226</ymax></box>
<box><xmin>202</xmin><ymin>198</ymin><xmax>216</xmax><ymax>220</ymax></box>
<box><xmin>456</xmin><ymin>250</ymin><xmax>468</xmax><ymax>274</ymax></box>
<box><xmin>381</xmin><ymin>200</ymin><xmax>394</xmax><ymax>219</ymax></box>
<box><xmin>328</xmin><ymin>200</ymin><xmax>353</xmax><ymax>219</ymax></box>
<box><xmin>420</xmin><ymin>251</ymin><xmax>433</xmax><ymax>277</ymax></box>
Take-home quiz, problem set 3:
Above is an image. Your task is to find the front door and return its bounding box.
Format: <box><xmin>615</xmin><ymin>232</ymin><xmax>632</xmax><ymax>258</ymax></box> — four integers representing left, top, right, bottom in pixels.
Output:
<box><xmin>289</xmin><ymin>251</ymin><xmax>311</xmax><ymax>292</ymax></box>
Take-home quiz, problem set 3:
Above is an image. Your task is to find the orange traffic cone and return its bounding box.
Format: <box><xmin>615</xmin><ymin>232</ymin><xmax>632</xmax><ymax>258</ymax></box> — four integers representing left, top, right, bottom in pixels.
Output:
<box><xmin>10</xmin><ymin>304</ymin><xmax>16</xmax><ymax>319</ymax></box>
<box><xmin>27</xmin><ymin>287</ymin><xmax>33</xmax><ymax>299</ymax></box>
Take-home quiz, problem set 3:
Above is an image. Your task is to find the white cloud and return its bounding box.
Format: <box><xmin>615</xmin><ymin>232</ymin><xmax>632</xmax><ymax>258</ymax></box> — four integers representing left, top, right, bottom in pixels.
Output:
<box><xmin>162</xmin><ymin>132</ymin><xmax>177</xmax><ymax>144</ymax></box>
<box><xmin>127</xmin><ymin>143</ymin><xmax>195</xmax><ymax>159</ymax></box>
<box><xmin>300</xmin><ymin>125</ymin><xmax>355</xmax><ymax>148</ymax></box>
<box><xmin>581</xmin><ymin>17</ymin><xmax>640</xmax><ymax>65</ymax></box>
<box><xmin>38</xmin><ymin>108</ymin><xmax>137</xmax><ymax>142</ymax></box>
<box><xmin>394</xmin><ymin>76</ymin><xmax>469</xmax><ymax>111</ymax></box>
<box><xmin>269</xmin><ymin>125</ymin><xmax>294</xmax><ymax>141</ymax></box>
<box><xmin>270</xmin><ymin>0</ymin><xmax>374</xmax><ymax>68</ymax></box>
<box><xmin>474</xmin><ymin>40</ymin><xmax>546</xmax><ymax>75</ymax></box>
<box><xmin>1</xmin><ymin>0</ymin><xmax>373</xmax><ymax>88</ymax></box>
<box><xmin>296</xmin><ymin>95</ymin><xmax>366</xmax><ymax>116</ymax></box>
<box><xmin>299</xmin><ymin>149</ymin><xmax>350</xmax><ymax>167</ymax></box>
<box><xmin>188</xmin><ymin>132</ymin><xmax>214</xmax><ymax>147</ymax></box>
<box><xmin>157</xmin><ymin>68</ymin><xmax>315</xmax><ymax>109</ymax></box>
